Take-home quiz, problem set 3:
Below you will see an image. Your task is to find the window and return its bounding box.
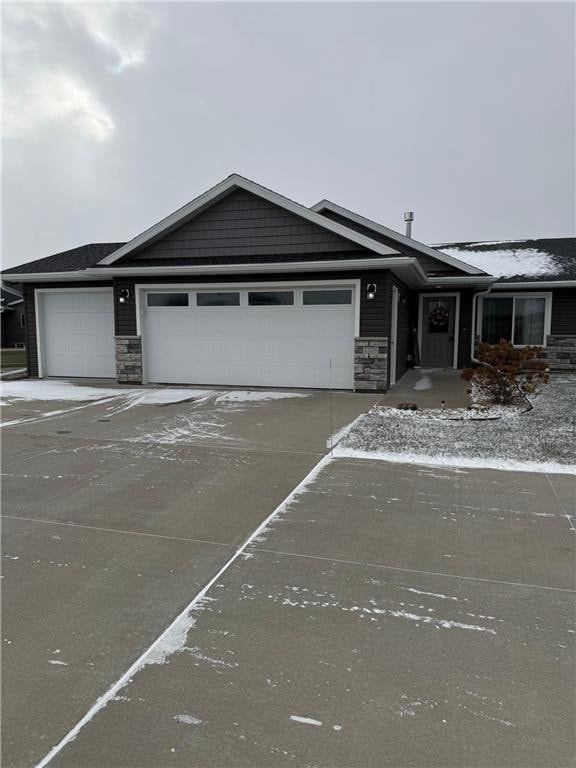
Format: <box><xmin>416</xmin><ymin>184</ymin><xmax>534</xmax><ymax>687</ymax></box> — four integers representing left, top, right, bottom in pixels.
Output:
<box><xmin>19</xmin><ymin>314</ymin><xmax>25</xmax><ymax>328</ymax></box>
<box><xmin>147</xmin><ymin>293</ymin><xmax>189</xmax><ymax>307</ymax></box>
<box><xmin>196</xmin><ymin>292</ymin><xmax>240</xmax><ymax>307</ymax></box>
<box><xmin>248</xmin><ymin>291</ymin><xmax>294</xmax><ymax>306</ymax></box>
<box><xmin>481</xmin><ymin>295</ymin><xmax>549</xmax><ymax>345</ymax></box>
<box><xmin>303</xmin><ymin>289</ymin><xmax>352</xmax><ymax>305</ymax></box>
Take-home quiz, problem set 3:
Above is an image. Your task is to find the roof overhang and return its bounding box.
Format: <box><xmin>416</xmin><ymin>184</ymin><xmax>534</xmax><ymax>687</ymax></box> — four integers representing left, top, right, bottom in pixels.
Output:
<box><xmin>2</xmin><ymin>258</ymin><xmax>500</xmax><ymax>287</ymax></box>
<box><xmin>491</xmin><ymin>280</ymin><xmax>576</xmax><ymax>289</ymax></box>
<box><xmin>311</xmin><ymin>199</ymin><xmax>486</xmax><ymax>276</ymax></box>
<box><xmin>98</xmin><ymin>175</ymin><xmax>401</xmax><ymax>266</ymax></box>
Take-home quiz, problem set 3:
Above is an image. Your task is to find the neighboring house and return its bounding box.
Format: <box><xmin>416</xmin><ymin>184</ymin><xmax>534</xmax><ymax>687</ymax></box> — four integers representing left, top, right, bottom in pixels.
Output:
<box><xmin>1</xmin><ymin>174</ymin><xmax>575</xmax><ymax>389</ymax></box>
<box><xmin>0</xmin><ymin>283</ymin><xmax>25</xmax><ymax>348</ymax></box>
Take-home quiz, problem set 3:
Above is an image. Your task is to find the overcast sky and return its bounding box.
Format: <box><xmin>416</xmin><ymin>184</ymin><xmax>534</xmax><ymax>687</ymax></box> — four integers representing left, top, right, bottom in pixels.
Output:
<box><xmin>2</xmin><ymin>1</ymin><xmax>574</xmax><ymax>269</ymax></box>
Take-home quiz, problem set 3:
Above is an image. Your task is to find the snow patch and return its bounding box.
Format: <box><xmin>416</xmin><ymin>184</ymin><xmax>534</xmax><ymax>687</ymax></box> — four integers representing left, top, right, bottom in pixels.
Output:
<box><xmin>0</xmin><ymin>380</ymin><xmax>309</xmax><ymax>407</ymax></box>
<box><xmin>333</xmin><ymin>446</ymin><xmax>575</xmax><ymax>475</ymax></box>
<box><xmin>406</xmin><ymin>588</ymin><xmax>458</xmax><ymax>601</ymax></box>
<box><xmin>413</xmin><ymin>376</ymin><xmax>432</xmax><ymax>391</ymax></box>
<box><xmin>174</xmin><ymin>714</ymin><xmax>202</xmax><ymax>726</ymax></box>
<box><xmin>290</xmin><ymin>715</ymin><xmax>322</xmax><ymax>726</ymax></box>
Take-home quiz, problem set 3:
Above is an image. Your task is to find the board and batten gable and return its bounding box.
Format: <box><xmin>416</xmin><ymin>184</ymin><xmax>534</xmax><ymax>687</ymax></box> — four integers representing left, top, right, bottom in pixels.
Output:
<box><xmin>119</xmin><ymin>190</ymin><xmax>376</xmax><ymax>263</ymax></box>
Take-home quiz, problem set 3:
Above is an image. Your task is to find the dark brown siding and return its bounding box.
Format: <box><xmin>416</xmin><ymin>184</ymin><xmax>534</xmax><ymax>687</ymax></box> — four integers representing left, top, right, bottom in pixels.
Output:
<box><xmin>551</xmin><ymin>288</ymin><xmax>576</xmax><ymax>335</ymax></box>
<box><xmin>320</xmin><ymin>209</ymin><xmax>467</xmax><ymax>277</ymax></box>
<box><xmin>130</xmin><ymin>190</ymin><xmax>371</xmax><ymax>262</ymax></box>
<box><xmin>22</xmin><ymin>281</ymin><xmax>113</xmax><ymax>377</ymax></box>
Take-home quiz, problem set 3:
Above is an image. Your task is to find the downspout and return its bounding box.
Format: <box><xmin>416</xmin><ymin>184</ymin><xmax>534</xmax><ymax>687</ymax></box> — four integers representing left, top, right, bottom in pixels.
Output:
<box><xmin>470</xmin><ymin>285</ymin><xmax>493</xmax><ymax>364</ymax></box>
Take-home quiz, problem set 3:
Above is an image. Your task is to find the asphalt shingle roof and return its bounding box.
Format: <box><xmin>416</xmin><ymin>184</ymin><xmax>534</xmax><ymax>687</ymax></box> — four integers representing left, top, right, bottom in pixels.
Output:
<box><xmin>3</xmin><ymin>237</ymin><xmax>575</xmax><ymax>283</ymax></box>
<box><xmin>2</xmin><ymin>243</ymin><xmax>124</xmax><ymax>275</ymax></box>
<box><xmin>435</xmin><ymin>238</ymin><xmax>576</xmax><ymax>282</ymax></box>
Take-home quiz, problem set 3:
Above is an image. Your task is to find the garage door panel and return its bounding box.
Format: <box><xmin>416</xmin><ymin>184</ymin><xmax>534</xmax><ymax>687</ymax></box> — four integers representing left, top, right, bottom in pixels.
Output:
<box><xmin>42</xmin><ymin>291</ymin><xmax>115</xmax><ymax>378</ymax></box>
<box><xmin>143</xmin><ymin>286</ymin><xmax>356</xmax><ymax>389</ymax></box>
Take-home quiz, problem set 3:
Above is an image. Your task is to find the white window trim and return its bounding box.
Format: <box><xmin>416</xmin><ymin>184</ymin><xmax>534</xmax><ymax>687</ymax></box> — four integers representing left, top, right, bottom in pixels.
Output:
<box><xmin>417</xmin><ymin>292</ymin><xmax>461</xmax><ymax>369</ymax></box>
<box><xmin>478</xmin><ymin>292</ymin><xmax>552</xmax><ymax>347</ymax></box>
<box><xmin>135</xmin><ymin>280</ymin><xmax>360</xmax><ymax>385</ymax></box>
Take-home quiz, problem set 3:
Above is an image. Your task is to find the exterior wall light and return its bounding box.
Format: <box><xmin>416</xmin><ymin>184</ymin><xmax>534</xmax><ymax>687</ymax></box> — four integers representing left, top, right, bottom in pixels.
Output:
<box><xmin>367</xmin><ymin>283</ymin><xmax>377</xmax><ymax>301</ymax></box>
<box><xmin>118</xmin><ymin>288</ymin><xmax>130</xmax><ymax>304</ymax></box>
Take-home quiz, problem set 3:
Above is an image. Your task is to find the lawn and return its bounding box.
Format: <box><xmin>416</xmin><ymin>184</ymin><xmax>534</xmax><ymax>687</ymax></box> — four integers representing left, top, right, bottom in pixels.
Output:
<box><xmin>0</xmin><ymin>348</ymin><xmax>26</xmax><ymax>371</ymax></box>
<box><xmin>338</xmin><ymin>374</ymin><xmax>576</xmax><ymax>472</ymax></box>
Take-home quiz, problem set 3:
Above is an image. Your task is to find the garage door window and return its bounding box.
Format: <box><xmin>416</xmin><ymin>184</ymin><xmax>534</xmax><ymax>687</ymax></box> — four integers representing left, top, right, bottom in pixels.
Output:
<box><xmin>248</xmin><ymin>291</ymin><xmax>294</xmax><ymax>306</ymax></box>
<box><xmin>303</xmin><ymin>289</ymin><xmax>352</xmax><ymax>305</ymax></box>
<box><xmin>147</xmin><ymin>293</ymin><xmax>189</xmax><ymax>307</ymax></box>
<box><xmin>197</xmin><ymin>292</ymin><xmax>240</xmax><ymax>307</ymax></box>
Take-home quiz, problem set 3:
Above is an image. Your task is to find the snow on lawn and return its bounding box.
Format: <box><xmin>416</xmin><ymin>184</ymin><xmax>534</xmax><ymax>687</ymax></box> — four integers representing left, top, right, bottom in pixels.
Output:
<box><xmin>0</xmin><ymin>380</ymin><xmax>309</xmax><ymax>407</ymax></box>
<box><xmin>337</xmin><ymin>376</ymin><xmax>576</xmax><ymax>474</ymax></box>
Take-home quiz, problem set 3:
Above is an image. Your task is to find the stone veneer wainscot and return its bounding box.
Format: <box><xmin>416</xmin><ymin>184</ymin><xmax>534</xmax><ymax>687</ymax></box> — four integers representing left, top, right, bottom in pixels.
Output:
<box><xmin>541</xmin><ymin>335</ymin><xmax>576</xmax><ymax>371</ymax></box>
<box><xmin>354</xmin><ymin>337</ymin><xmax>389</xmax><ymax>391</ymax></box>
<box><xmin>115</xmin><ymin>336</ymin><xmax>143</xmax><ymax>384</ymax></box>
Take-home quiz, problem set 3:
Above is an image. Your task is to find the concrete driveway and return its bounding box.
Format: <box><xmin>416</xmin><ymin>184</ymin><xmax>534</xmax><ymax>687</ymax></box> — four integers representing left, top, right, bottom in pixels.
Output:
<box><xmin>1</xmin><ymin>383</ymin><xmax>378</xmax><ymax>768</ymax></box>
<box><xmin>2</xmin><ymin>383</ymin><xmax>574</xmax><ymax>768</ymax></box>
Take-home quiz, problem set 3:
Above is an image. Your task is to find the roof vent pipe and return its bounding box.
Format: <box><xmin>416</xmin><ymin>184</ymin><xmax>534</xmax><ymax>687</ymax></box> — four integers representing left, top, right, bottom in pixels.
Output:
<box><xmin>404</xmin><ymin>211</ymin><xmax>414</xmax><ymax>238</ymax></box>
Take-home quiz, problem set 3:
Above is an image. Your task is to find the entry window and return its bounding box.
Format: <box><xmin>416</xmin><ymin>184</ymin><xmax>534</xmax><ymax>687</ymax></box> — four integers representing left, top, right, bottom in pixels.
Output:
<box><xmin>147</xmin><ymin>293</ymin><xmax>189</xmax><ymax>307</ymax></box>
<box><xmin>481</xmin><ymin>296</ymin><xmax>548</xmax><ymax>345</ymax></box>
<box><xmin>248</xmin><ymin>291</ymin><xmax>294</xmax><ymax>306</ymax></box>
<box><xmin>303</xmin><ymin>289</ymin><xmax>352</xmax><ymax>305</ymax></box>
<box><xmin>197</xmin><ymin>292</ymin><xmax>240</xmax><ymax>307</ymax></box>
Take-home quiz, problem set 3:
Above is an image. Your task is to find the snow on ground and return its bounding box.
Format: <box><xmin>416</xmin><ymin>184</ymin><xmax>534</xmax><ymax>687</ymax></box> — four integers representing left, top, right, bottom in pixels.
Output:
<box><xmin>0</xmin><ymin>380</ymin><xmax>309</xmax><ymax>407</ymax></box>
<box><xmin>438</xmin><ymin>245</ymin><xmax>560</xmax><ymax>278</ymax></box>
<box><xmin>337</xmin><ymin>376</ymin><xmax>576</xmax><ymax>473</ymax></box>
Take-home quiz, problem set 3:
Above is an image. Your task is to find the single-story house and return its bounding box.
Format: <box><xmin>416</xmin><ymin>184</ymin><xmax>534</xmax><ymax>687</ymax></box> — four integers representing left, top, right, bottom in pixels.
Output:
<box><xmin>0</xmin><ymin>283</ymin><xmax>25</xmax><ymax>349</ymax></box>
<box><xmin>2</xmin><ymin>174</ymin><xmax>575</xmax><ymax>389</ymax></box>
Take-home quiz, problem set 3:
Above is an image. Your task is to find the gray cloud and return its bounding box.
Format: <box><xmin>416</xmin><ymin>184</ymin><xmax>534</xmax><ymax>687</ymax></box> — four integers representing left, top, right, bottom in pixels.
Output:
<box><xmin>2</xmin><ymin>1</ymin><xmax>574</xmax><ymax>269</ymax></box>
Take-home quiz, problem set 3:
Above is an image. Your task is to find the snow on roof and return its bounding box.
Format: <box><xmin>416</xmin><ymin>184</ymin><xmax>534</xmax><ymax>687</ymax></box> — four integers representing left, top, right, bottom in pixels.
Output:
<box><xmin>438</xmin><ymin>245</ymin><xmax>560</xmax><ymax>278</ymax></box>
<box><xmin>435</xmin><ymin>238</ymin><xmax>575</xmax><ymax>281</ymax></box>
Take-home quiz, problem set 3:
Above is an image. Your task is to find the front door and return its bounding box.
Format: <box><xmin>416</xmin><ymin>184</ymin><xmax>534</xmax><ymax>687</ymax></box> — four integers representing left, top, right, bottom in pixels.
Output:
<box><xmin>420</xmin><ymin>295</ymin><xmax>456</xmax><ymax>367</ymax></box>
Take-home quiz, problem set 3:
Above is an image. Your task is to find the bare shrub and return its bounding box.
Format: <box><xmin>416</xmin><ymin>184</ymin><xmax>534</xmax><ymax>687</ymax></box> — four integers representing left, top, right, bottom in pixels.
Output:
<box><xmin>461</xmin><ymin>340</ymin><xmax>549</xmax><ymax>405</ymax></box>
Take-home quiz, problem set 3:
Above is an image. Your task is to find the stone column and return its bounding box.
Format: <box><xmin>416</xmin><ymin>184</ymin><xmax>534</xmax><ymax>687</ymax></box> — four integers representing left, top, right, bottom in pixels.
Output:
<box><xmin>354</xmin><ymin>337</ymin><xmax>389</xmax><ymax>391</ymax></box>
<box><xmin>115</xmin><ymin>336</ymin><xmax>143</xmax><ymax>384</ymax></box>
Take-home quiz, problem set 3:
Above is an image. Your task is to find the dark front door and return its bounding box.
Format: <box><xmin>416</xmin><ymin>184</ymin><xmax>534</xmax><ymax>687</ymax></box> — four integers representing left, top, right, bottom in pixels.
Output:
<box><xmin>421</xmin><ymin>296</ymin><xmax>456</xmax><ymax>367</ymax></box>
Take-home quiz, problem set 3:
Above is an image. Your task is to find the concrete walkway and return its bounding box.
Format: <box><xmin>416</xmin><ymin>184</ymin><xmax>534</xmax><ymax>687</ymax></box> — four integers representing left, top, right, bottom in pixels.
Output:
<box><xmin>379</xmin><ymin>368</ymin><xmax>470</xmax><ymax>409</ymax></box>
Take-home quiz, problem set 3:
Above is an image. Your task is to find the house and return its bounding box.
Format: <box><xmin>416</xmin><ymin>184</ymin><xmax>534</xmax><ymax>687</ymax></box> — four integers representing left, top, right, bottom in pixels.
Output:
<box><xmin>0</xmin><ymin>283</ymin><xmax>25</xmax><ymax>349</ymax></box>
<box><xmin>1</xmin><ymin>174</ymin><xmax>575</xmax><ymax>389</ymax></box>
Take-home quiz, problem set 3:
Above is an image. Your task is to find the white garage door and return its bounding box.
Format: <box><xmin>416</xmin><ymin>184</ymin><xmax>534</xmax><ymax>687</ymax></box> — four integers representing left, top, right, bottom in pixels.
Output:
<box><xmin>40</xmin><ymin>290</ymin><xmax>116</xmax><ymax>378</ymax></box>
<box><xmin>142</xmin><ymin>285</ymin><xmax>356</xmax><ymax>389</ymax></box>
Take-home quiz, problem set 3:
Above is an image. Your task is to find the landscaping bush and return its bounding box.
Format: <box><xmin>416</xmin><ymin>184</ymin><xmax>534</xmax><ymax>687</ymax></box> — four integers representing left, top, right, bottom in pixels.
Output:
<box><xmin>461</xmin><ymin>340</ymin><xmax>549</xmax><ymax>405</ymax></box>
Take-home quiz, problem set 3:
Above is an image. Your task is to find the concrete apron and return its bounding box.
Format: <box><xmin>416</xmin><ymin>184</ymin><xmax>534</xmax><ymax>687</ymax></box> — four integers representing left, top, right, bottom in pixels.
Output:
<box><xmin>1</xmin><ymin>388</ymin><xmax>379</xmax><ymax>768</ymax></box>
<box><xmin>23</xmin><ymin>455</ymin><xmax>576</xmax><ymax>768</ymax></box>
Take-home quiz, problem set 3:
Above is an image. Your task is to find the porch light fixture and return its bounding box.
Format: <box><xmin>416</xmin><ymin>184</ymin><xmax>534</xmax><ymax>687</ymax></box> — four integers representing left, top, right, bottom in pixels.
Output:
<box><xmin>118</xmin><ymin>288</ymin><xmax>130</xmax><ymax>304</ymax></box>
<box><xmin>367</xmin><ymin>283</ymin><xmax>377</xmax><ymax>301</ymax></box>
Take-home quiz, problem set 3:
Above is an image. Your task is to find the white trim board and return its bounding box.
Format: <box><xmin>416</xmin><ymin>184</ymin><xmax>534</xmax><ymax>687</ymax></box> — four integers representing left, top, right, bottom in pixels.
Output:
<box><xmin>477</xmin><ymin>292</ymin><xmax>553</xmax><ymax>346</ymax></box>
<box><xmin>311</xmin><ymin>199</ymin><xmax>485</xmax><ymax>276</ymax></box>
<box><xmin>97</xmin><ymin>175</ymin><xmax>401</xmax><ymax>266</ymax></box>
<box><xmin>417</xmin><ymin>292</ymin><xmax>461</xmax><ymax>369</ymax></box>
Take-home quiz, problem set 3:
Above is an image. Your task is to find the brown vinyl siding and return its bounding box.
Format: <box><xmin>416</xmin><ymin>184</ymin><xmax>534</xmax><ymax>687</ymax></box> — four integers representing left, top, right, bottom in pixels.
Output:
<box><xmin>130</xmin><ymin>190</ymin><xmax>371</xmax><ymax>262</ymax></box>
<box><xmin>319</xmin><ymin>209</ymin><xmax>467</xmax><ymax>277</ymax></box>
<box><xmin>551</xmin><ymin>288</ymin><xmax>576</xmax><ymax>335</ymax></box>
